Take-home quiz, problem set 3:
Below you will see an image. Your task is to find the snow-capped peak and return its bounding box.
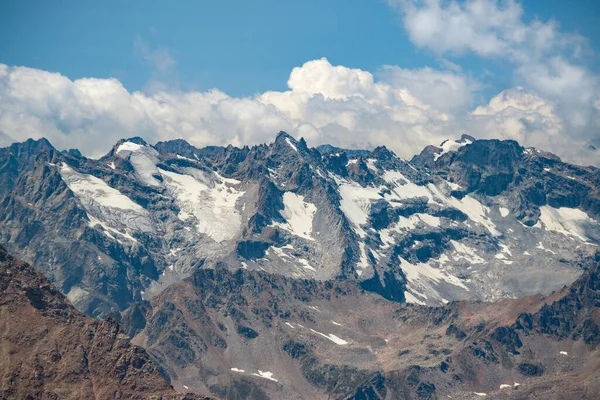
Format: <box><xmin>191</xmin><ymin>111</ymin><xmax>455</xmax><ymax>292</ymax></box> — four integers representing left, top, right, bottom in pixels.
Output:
<box><xmin>434</xmin><ymin>134</ymin><xmax>474</xmax><ymax>161</ymax></box>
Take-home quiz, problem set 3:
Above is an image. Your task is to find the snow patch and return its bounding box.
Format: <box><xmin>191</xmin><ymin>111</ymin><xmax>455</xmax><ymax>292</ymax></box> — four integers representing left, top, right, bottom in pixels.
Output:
<box><xmin>116</xmin><ymin>141</ymin><xmax>143</xmax><ymax>154</ymax></box>
<box><xmin>251</xmin><ymin>370</ymin><xmax>278</xmax><ymax>382</ymax></box>
<box><xmin>434</xmin><ymin>137</ymin><xmax>472</xmax><ymax>161</ymax></box>
<box><xmin>400</xmin><ymin>257</ymin><xmax>469</xmax><ymax>305</ymax></box>
<box><xmin>116</xmin><ymin>142</ymin><xmax>161</xmax><ymax>186</ymax></box>
<box><xmin>309</xmin><ymin>328</ymin><xmax>349</xmax><ymax>345</ymax></box>
<box><xmin>231</xmin><ymin>368</ymin><xmax>245</xmax><ymax>373</ymax></box>
<box><xmin>298</xmin><ymin>258</ymin><xmax>317</xmax><ymax>272</ymax></box>
<box><xmin>60</xmin><ymin>164</ymin><xmax>145</xmax><ymax>212</ymax></box>
<box><xmin>159</xmin><ymin>168</ymin><xmax>244</xmax><ymax>242</ymax></box>
<box><xmin>285</xmin><ymin>137</ymin><xmax>298</xmax><ymax>152</ymax></box>
<box><xmin>451</xmin><ymin>240</ymin><xmax>485</xmax><ymax>264</ymax></box>
<box><xmin>338</xmin><ymin>181</ymin><xmax>381</xmax><ymax>237</ymax></box>
<box><xmin>356</xmin><ymin>242</ymin><xmax>370</xmax><ymax>275</ymax></box>
<box><xmin>272</xmin><ymin>192</ymin><xmax>317</xmax><ymax>240</ymax></box>
<box><xmin>539</xmin><ymin>205</ymin><xmax>594</xmax><ymax>241</ymax></box>
<box><xmin>59</xmin><ymin>164</ymin><xmax>152</xmax><ymax>239</ymax></box>
<box><xmin>499</xmin><ymin>207</ymin><xmax>510</xmax><ymax>217</ymax></box>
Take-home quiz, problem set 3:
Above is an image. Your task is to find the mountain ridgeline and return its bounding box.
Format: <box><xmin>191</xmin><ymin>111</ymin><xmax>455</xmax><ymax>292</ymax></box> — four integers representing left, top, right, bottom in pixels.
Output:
<box><xmin>1</xmin><ymin>132</ymin><xmax>600</xmax><ymax>399</ymax></box>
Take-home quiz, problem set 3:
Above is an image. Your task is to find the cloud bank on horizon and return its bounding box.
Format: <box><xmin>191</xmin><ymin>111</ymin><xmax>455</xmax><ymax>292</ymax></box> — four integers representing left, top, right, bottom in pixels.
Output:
<box><xmin>0</xmin><ymin>0</ymin><xmax>598</xmax><ymax>165</ymax></box>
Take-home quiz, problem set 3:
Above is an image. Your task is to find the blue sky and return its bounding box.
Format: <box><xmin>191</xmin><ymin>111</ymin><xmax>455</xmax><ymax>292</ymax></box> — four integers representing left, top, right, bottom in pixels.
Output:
<box><xmin>0</xmin><ymin>0</ymin><xmax>599</xmax><ymax>165</ymax></box>
<box><xmin>2</xmin><ymin>0</ymin><xmax>597</xmax><ymax>96</ymax></box>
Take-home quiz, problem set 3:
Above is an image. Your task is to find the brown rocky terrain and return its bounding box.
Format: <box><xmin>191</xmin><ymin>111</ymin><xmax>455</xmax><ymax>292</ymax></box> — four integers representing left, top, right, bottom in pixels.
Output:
<box><xmin>0</xmin><ymin>245</ymin><xmax>212</xmax><ymax>400</ymax></box>
<box><xmin>126</xmin><ymin>262</ymin><xmax>600</xmax><ymax>399</ymax></box>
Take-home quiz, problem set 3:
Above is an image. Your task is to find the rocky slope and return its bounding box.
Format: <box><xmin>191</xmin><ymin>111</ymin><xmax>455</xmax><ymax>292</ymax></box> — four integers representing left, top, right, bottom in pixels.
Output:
<box><xmin>126</xmin><ymin>257</ymin><xmax>600</xmax><ymax>399</ymax></box>
<box><xmin>0</xmin><ymin>245</ymin><xmax>211</xmax><ymax>400</ymax></box>
<box><xmin>1</xmin><ymin>133</ymin><xmax>598</xmax><ymax>318</ymax></box>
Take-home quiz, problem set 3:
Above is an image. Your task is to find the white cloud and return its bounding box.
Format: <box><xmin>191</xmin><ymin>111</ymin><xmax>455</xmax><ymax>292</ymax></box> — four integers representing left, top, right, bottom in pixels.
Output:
<box><xmin>387</xmin><ymin>0</ymin><xmax>585</xmax><ymax>62</ymax></box>
<box><xmin>385</xmin><ymin>0</ymin><xmax>600</xmax><ymax>164</ymax></box>
<box><xmin>0</xmin><ymin>59</ymin><xmax>597</xmax><ymax>166</ymax></box>
<box><xmin>377</xmin><ymin>65</ymin><xmax>479</xmax><ymax>113</ymax></box>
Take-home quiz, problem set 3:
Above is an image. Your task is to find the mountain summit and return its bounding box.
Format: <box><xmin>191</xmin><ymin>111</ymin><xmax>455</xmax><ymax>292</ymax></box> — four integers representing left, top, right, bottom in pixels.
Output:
<box><xmin>0</xmin><ymin>133</ymin><xmax>598</xmax><ymax>317</ymax></box>
<box><xmin>0</xmin><ymin>132</ymin><xmax>599</xmax><ymax>399</ymax></box>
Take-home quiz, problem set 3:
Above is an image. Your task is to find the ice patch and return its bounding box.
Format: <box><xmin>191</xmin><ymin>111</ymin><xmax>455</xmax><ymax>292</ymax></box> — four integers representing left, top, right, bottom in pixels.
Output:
<box><xmin>272</xmin><ymin>192</ymin><xmax>316</xmax><ymax>240</ymax></box>
<box><xmin>442</xmin><ymin>192</ymin><xmax>498</xmax><ymax>236</ymax></box>
<box><xmin>159</xmin><ymin>168</ymin><xmax>244</xmax><ymax>242</ymax></box>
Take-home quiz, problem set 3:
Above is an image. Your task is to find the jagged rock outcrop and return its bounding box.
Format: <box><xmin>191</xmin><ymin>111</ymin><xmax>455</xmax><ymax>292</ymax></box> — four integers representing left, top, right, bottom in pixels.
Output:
<box><xmin>128</xmin><ymin>254</ymin><xmax>600</xmax><ymax>399</ymax></box>
<box><xmin>0</xmin><ymin>132</ymin><xmax>598</xmax><ymax>314</ymax></box>
<box><xmin>0</xmin><ymin>246</ymin><xmax>212</xmax><ymax>400</ymax></box>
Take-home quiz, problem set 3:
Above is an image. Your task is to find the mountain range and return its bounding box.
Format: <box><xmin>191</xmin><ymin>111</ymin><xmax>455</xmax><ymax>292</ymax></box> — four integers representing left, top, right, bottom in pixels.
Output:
<box><xmin>1</xmin><ymin>132</ymin><xmax>599</xmax><ymax>399</ymax></box>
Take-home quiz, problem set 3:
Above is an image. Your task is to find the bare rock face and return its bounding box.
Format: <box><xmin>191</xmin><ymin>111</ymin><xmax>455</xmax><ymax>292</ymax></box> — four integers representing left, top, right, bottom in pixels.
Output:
<box><xmin>127</xmin><ymin>259</ymin><xmax>600</xmax><ymax>400</ymax></box>
<box><xmin>2</xmin><ymin>132</ymin><xmax>600</xmax><ymax>399</ymax></box>
<box><xmin>1</xmin><ymin>132</ymin><xmax>600</xmax><ymax>318</ymax></box>
<box><xmin>0</xmin><ymin>246</ymin><xmax>212</xmax><ymax>400</ymax></box>
<box><xmin>2</xmin><ymin>133</ymin><xmax>599</xmax><ymax>317</ymax></box>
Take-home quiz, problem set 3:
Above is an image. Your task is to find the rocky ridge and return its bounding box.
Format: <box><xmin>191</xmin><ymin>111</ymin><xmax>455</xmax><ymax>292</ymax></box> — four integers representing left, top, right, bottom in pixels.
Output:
<box><xmin>0</xmin><ymin>133</ymin><xmax>598</xmax><ymax>317</ymax></box>
<box><xmin>126</xmin><ymin>256</ymin><xmax>600</xmax><ymax>399</ymax></box>
<box><xmin>0</xmin><ymin>245</ymin><xmax>212</xmax><ymax>400</ymax></box>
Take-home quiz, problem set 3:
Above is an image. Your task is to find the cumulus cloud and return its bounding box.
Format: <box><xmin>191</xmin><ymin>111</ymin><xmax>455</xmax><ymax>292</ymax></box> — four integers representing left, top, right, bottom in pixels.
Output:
<box><xmin>377</xmin><ymin>65</ymin><xmax>479</xmax><ymax>113</ymax></box>
<box><xmin>0</xmin><ymin>58</ymin><xmax>597</xmax><ymax>165</ymax></box>
<box><xmin>385</xmin><ymin>0</ymin><xmax>600</xmax><ymax>164</ymax></box>
<box><xmin>386</xmin><ymin>0</ymin><xmax>585</xmax><ymax>62</ymax></box>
